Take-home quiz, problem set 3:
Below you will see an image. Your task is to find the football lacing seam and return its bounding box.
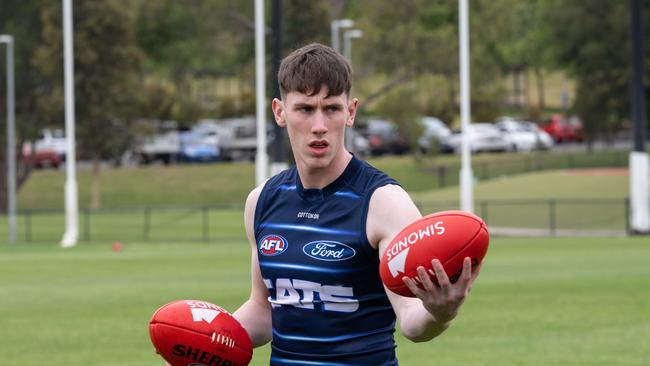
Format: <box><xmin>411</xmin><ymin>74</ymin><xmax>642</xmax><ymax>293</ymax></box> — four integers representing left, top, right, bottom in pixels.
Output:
<box><xmin>211</xmin><ymin>332</ymin><xmax>235</xmax><ymax>348</ymax></box>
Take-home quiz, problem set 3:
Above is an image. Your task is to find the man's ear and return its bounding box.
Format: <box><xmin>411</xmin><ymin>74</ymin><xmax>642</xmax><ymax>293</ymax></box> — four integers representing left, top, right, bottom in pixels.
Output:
<box><xmin>346</xmin><ymin>98</ymin><xmax>359</xmax><ymax>127</ymax></box>
<box><xmin>272</xmin><ymin>98</ymin><xmax>286</xmax><ymax>127</ymax></box>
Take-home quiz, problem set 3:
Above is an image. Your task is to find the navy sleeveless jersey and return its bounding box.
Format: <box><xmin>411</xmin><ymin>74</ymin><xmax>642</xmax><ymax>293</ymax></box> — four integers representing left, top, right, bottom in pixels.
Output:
<box><xmin>254</xmin><ymin>156</ymin><xmax>400</xmax><ymax>365</ymax></box>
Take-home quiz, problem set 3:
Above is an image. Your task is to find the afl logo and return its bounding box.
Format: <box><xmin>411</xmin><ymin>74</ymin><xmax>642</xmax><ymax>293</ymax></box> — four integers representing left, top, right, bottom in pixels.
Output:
<box><xmin>303</xmin><ymin>241</ymin><xmax>356</xmax><ymax>261</ymax></box>
<box><xmin>259</xmin><ymin>234</ymin><xmax>288</xmax><ymax>256</ymax></box>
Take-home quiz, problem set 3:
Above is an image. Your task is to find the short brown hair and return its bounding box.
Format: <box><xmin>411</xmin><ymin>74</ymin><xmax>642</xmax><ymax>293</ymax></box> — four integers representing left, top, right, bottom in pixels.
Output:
<box><xmin>277</xmin><ymin>43</ymin><xmax>352</xmax><ymax>99</ymax></box>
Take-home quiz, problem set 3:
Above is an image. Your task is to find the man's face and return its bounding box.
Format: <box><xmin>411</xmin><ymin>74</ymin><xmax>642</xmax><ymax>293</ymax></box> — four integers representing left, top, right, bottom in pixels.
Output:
<box><xmin>272</xmin><ymin>87</ymin><xmax>358</xmax><ymax>170</ymax></box>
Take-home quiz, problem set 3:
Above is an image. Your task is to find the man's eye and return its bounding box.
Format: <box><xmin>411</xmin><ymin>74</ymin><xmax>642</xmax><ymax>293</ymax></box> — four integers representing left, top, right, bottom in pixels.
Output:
<box><xmin>300</xmin><ymin>106</ymin><xmax>313</xmax><ymax>112</ymax></box>
<box><xmin>326</xmin><ymin>106</ymin><xmax>340</xmax><ymax>112</ymax></box>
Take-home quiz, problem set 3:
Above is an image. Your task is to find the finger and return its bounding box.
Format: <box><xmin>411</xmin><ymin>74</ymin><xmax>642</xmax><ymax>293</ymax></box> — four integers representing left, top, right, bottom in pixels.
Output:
<box><xmin>417</xmin><ymin>266</ymin><xmax>438</xmax><ymax>293</ymax></box>
<box><xmin>402</xmin><ymin>276</ymin><xmax>426</xmax><ymax>298</ymax></box>
<box><xmin>431</xmin><ymin>259</ymin><xmax>451</xmax><ymax>287</ymax></box>
<box><xmin>458</xmin><ymin>257</ymin><xmax>473</xmax><ymax>285</ymax></box>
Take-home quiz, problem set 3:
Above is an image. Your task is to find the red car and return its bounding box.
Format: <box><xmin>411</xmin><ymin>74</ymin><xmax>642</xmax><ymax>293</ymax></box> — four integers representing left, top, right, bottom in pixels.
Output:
<box><xmin>540</xmin><ymin>114</ymin><xmax>584</xmax><ymax>143</ymax></box>
<box><xmin>22</xmin><ymin>143</ymin><xmax>62</xmax><ymax>169</ymax></box>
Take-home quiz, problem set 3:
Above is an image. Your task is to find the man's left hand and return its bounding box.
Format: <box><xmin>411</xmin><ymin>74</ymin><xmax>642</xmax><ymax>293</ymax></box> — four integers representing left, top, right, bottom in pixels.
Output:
<box><xmin>402</xmin><ymin>257</ymin><xmax>482</xmax><ymax>325</ymax></box>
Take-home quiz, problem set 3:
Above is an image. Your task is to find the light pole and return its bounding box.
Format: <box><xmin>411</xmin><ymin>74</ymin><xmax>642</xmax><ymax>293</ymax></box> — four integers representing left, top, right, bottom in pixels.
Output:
<box><xmin>0</xmin><ymin>35</ymin><xmax>16</xmax><ymax>244</ymax></box>
<box><xmin>343</xmin><ymin>29</ymin><xmax>363</xmax><ymax>62</ymax></box>
<box><xmin>458</xmin><ymin>0</ymin><xmax>474</xmax><ymax>213</ymax></box>
<box><xmin>254</xmin><ymin>0</ymin><xmax>268</xmax><ymax>185</ymax></box>
<box><xmin>60</xmin><ymin>0</ymin><xmax>79</xmax><ymax>247</ymax></box>
<box><xmin>342</xmin><ymin>29</ymin><xmax>363</xmax><ymax>153</ymax></box>
<box><xmin>331</xmin><ymin>19</ymin><xmax>354</xmax><ymax>53</ymax></box>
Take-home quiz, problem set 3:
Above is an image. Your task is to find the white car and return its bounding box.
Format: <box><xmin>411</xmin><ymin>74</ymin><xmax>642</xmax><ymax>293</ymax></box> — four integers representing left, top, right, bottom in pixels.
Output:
<box><xmin>496</xmin><ymin>119</ymin><xmax>553</xmax><ymax>152</ymax></box>
<box><xmin>418</xmin><ymin>116</ymin><xmax>452</xmax><ymax>153</ymax></box>
<box><xmin>192</xmin><ymin>120</ymin><xmax>223</xmax><ymax>149</ymax></box>
<box><xmin>34</xmin><ymin>128</ymin><xmax>67</xmax><ymax>159</ymax></box>
<box><xmin>441</xmin><ymin>123</ymin><xmax>510</xmax><ymax>153</ymax></box>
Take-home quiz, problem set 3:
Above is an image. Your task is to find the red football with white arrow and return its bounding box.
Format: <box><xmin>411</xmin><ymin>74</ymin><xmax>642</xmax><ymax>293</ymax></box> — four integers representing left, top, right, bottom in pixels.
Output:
<box><xmin>149</xmin><ymin>300</ymin><xmax>253</xmax><ymax>366</ymax></box>
<box><xmin>379</xmin><ymin>210</ymin><xmax>489</xmax><ymax>297</ymax></box>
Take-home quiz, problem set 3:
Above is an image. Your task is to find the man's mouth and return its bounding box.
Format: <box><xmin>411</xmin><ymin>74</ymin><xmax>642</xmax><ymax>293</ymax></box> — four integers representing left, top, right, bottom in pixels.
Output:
<box><xmin>308</xmin><ymin>140</ymin><xmax>329</xmax><ymax>156</ymax></box>
<box><xmin>309</xmin><ymin>140</ymin><xmax>329</xmax><ymax>148</ymax></box>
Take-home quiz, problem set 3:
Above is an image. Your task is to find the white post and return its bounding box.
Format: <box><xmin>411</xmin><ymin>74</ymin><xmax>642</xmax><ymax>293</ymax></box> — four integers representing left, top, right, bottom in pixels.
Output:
<box><xmin>629</xmin><ymin>152</ymin><xmax>650</xmax><ymax>232</ymax></box>
<box><xmin>459</xmin><ymin>0</ymin><xmax>474</xmax><ymax>213</ymax></box>
<box><xmin>60</xmin><ymin>0</ymin><xmax>79</xmax><ymax>247</ymax></box>
<box><xmin>342</xmin><ymin>29</ymin><xmax>363</xmax><ymax>153</ymax></box>
<box><xmin>330</xmin><ymin>19</ymin><xmax>354</xmax><ymax>53</ymax></box>
<box><xmin>254</xmin><ymin>0</ymin><xmax>268</xmax><ymax>186</ymax></box>
<box><xmin>0</xmin><ymin>35</ymin><xmax>16</xmax><ymax>244</ymax></box>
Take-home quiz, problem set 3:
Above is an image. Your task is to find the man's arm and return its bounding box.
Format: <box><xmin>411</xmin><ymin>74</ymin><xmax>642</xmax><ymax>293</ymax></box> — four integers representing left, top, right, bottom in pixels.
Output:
<box><xmin>232</xmin><ymin>185</ymin><xmax>273</xmax><ymax>347</ymax></box>
<box><xmin>367</xmin><ymin>184</ymin><xmax>481</xmax><ymax>342</ymax></box>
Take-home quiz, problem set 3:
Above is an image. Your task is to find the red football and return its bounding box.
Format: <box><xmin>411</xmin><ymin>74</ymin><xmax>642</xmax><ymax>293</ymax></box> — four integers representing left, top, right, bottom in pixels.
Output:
<box><xmin>380</xmin><ymin>210</ymin><xmax>489</xmax><ymax>297</ymax></box>
<box><xmin>149</xmin><ymin>300</ymin><xmax>253</xmax><ymax>366</ymax></box>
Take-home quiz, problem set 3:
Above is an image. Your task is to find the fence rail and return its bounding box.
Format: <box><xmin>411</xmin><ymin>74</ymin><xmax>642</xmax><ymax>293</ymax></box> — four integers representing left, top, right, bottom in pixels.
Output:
<box><xmin>424</xmin><ymin>150</ymin><xmax>629</xmax><ymax>189</ymax></box>
<box><xmin>0</xmin><ymin>198</ymin><xmax>638</xmax><ymax>244</ymax></box>
<box><xmin>417</xmin><ymin>198</ymin><xmax>633</xmax><ymax>237</ymax></box>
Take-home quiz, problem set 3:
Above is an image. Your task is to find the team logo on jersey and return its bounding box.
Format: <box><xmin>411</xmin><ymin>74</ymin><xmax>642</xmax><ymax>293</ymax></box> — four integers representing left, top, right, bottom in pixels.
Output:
<box><xmin>259</xmin><ymin>234</ymin><xmax>288</xmax><ymax>256</ymax></box>
<box><xmin>302</xmin><ymin>241</ymin><xmax>356</xmax><ymax>261</ymax></box>
<box><xmin>264</xmin><ymin>277</ymin><xmax>359</xmax><ymax>312</ymax></box>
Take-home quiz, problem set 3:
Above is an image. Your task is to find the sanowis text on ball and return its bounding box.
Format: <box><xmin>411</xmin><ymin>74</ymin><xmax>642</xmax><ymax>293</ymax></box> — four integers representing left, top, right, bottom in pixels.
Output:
<box><xmin>385</xmin><ymin>221</ymin><xmax>446</xmax><ymax>261</ymax></box>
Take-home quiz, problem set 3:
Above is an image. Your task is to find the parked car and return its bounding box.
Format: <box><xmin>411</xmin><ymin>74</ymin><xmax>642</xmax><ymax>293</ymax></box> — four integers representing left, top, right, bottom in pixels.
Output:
<box><xmin>418</xmin><ymin>116</ymin><xmax>452</xmax><ymax>153</ymax></box>
<box><xmin>217</xmin><ymin>117</ymin><xmax>276</xmax><ymax>161</ymax></box>
<box><xmin>177</xmin><ymin>131</ymin><xmax>220</xmax><ymax>163</ymax></box>
<box><xmin>345</xmin><ymin>128</ymin><xmax>371</xmax><ymax>157</ymax></box>
<box><xmin>540</xmin><ymin>114</ymin><xmax>584</xmax><ymax>143</ymax></box>
<box><xmin>359</xmin><ymin>118</ymin><xmax>410</xmax><ymax>156</ymax></box>
<box><xmin>34</xmin><ymin>128</ymin><xmax>67</xmax><ymax>160</ymax></box>
<box><xmin>496</xmin><ymin>118</ymin><xmax>554</xmax><ymax>151</ymax></box>
<box><xmin>192</xmin><ymin>120</ymin><xmax>222</xmax><ymax>150</ymax></box>
<box><xmin>21</xmin><ymin>143</ymin><xmax>62</xmax><ymax>169</ymax></box>
<box><xmin>441</xmin><ymin>123</ymin><xmax>510</xmax><ymax>153</ymax></box>
<box><xmin>132</xmin><ymin>120</ymin><xmax>181</xmax><ymax>165</ymax></box>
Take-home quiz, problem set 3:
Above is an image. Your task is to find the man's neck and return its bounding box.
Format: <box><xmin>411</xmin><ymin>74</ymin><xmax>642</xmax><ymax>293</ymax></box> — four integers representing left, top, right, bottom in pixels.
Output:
<box><xmin>297</xmin><ymin>151</ymin><xmax>353</xmax><ymax>189</ymax></box>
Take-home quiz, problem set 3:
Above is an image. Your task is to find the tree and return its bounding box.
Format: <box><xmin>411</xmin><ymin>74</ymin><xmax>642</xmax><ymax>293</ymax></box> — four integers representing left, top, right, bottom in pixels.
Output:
<box><xmin>282</xmin><ymin>0</ymin><xmax>332</xmax><ymax>51</ymax></box>
<box><xmin>0</xmin><ymin>0</ymin><xmax>56</xmax><ymax>212</ymax></box>
<box><xmin>350</xmin><ymin>0</ymin><xmax>515</xmax><ymax>129</ymax></box>
<box><xmin>135</xmin><ymin>0</ymin><xmax>257</xmax><ymax>119</ymax></box>
<box><xmin>471</xmin><ymin>0</ymin><xmax>551</xmax><ymax>113</ymax></box>
<box><xmin>36</xmin><ymin>0</ymin><xmax>143</xmax><ymax>209</ymax></box>
<box><xmin>542</xmin><ymin>0</ymin><xmax>650</xmax><ymax>144</ymax></box>
<box><xmin>349</xmin><ymin>0</ymin><xmax>461</xmax><ymax>129</ymax></box>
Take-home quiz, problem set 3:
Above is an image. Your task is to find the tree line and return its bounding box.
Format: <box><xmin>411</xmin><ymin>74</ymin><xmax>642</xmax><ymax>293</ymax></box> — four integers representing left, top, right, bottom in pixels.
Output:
<box><xmin>0</xmin><ymin>0</ymin><xmax>648</xmax><ymax>209</ymax></box>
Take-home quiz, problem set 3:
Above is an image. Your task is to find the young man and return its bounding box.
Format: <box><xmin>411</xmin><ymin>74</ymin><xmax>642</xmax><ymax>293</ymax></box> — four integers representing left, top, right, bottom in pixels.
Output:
<box><xmin>233</xmin><ymin>43</ymin><xmax>481</xmax><ymax>365</ymax></box>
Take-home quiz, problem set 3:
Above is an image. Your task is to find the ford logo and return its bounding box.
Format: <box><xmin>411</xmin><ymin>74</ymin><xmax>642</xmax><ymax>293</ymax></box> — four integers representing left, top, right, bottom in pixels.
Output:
<box><xmin>302</xmin><ymin>241</ymin><xmax>356</xmax><ymax>261</ymax></box>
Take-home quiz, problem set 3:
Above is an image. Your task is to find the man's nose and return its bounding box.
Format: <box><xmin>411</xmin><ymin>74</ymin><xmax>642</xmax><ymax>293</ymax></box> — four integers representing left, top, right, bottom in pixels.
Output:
<box><xmin>311</xmin><ymin>111</ymin><xmax>328</xmax><ymax>134</ymax></box>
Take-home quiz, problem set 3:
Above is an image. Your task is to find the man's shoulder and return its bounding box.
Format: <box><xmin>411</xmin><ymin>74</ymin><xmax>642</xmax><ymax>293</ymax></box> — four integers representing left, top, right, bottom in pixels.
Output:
<box><xmin>368</xmin><ymin>184</ymin><xmax>418</xmax><ymax>222</ymax></box>
<box><xmin>370</xmin><ymin>184</ymin><xmax>410</xmax><ymax>204</ymax></box>
<box><xmin>244</xmin><ymin>184</ymin><xmax>264</xmax><ymax>215</ymax></box>
<box><xmin>366</xmin><ymin>184</ymin><xmax>420</xmax><ymax>249</ymax></box>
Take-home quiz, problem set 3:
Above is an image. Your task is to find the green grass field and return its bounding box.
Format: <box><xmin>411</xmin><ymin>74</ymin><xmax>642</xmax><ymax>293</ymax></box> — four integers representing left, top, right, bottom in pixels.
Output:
<box><xmin>2</xmin><ymin>152</ymin><xmax>646</xmax><ymax>365</ymax></box>
<box><xmin>4</xmin><ymin>167</ymin><xmax>632</xmax><ymax>243</ymax></box>
<box><xmin>411</xmin><ymin>169</ymin><xmax>631</xmax><ymax>233</ymax></box>
<box><xmin>1</xmin><ymin>237</ymin><xmax>649</xmax><ymax>366</ymax></box>
<box><xmin>16</xmin><ymin>150</ymin><xmax>628</xmax><ymax>210</ymax></box>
